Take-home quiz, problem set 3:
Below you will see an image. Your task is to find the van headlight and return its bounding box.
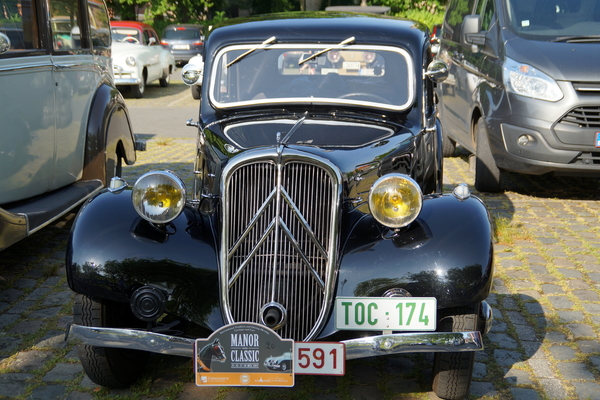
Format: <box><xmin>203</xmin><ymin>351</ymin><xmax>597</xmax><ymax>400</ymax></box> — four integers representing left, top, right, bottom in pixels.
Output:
<box><xmin>132</xmin><ymin>171</ymin><xmax>186</xmax><ymax>224</ymax></box>
<box><xmin>503</xmin><ymin>57</ymin><xmax>563</xmax><ymax>102</ymax></box>
<box><xmin>368</xmin><ymin>174</ymin><xmax>422</xmax><ymax>228</ymax></box>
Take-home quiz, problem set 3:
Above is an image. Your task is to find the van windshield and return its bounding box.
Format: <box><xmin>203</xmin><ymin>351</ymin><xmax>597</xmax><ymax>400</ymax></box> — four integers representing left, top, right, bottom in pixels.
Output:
<box><xmin>506</xmin><ymin>0</ymin><xmax>600</xmax><ymax>41</ymax></box>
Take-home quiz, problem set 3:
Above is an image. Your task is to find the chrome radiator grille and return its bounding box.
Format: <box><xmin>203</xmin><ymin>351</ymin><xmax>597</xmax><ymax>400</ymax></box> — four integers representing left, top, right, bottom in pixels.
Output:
<box><xmin>221</xmin><ymin>150</ymin><xmax>341</xmax><ymax>341</ymax></box>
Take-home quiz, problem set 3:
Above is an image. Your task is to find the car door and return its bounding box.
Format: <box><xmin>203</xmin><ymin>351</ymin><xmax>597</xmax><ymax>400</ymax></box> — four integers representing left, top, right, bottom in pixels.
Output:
<box><xmin>0</xmin><ymin>0</ymin><xmax>56</xmax><ymax>204</ymax></box>
<box><xmin>49</xmin><ymin>0</ymin><xmax>110</xmax><ymax>190</ymax></box>
<box><xmin>143</xmin><ymin>28</ymin><xmax>162</xmax><ymax>81</ymax></box>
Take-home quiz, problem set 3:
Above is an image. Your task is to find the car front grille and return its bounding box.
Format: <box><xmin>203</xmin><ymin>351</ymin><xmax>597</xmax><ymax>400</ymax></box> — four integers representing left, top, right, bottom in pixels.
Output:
<box><xmin>221</xmin><ymin>149</ymin><xmax>341</xmax><ymax>341</ymax></box>
<box><xmin>558</xmin><ymin>106</ymin><xmax>600</xmax><ymax>128</ymax></box>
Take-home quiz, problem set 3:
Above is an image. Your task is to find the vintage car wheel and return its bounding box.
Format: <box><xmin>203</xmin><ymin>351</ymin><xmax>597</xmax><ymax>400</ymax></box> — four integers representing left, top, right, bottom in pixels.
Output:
<box><xmin>432</xmin><ymin>304</ymin><xmax>479</xmax><ymax>400</ymax></box>
<box><xmin>131</xmin><ymin>76</ymin><xmax>146</xmax><ymax>98</ymax></box>
<box><xmin>191</xmin><ymin>85</ymin><xmax>201</xmax><ymax>100</ymax></box>
<box><xmin>73</xmin><ymin>294</ymin><xmax>149</xmax><ymax>388</ymax></box>
<box><xmin>159</xmin><ymin>68</ymin><xmax>170</xmax><ymax>87</ymax></box>
<box><xmin>442</xmin><ymin>131</ymin><xmax>456</xmax><ymax>157</ymax></box>
<box><xmin>474</xmin><ymin>119</ymin><xmax>502</xmax><ymax>192</ymax></box>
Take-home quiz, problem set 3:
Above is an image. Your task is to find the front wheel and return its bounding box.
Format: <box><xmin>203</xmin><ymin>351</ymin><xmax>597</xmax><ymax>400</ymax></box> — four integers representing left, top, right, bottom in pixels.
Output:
<box><xmin>432</xmin><ymin>304</ymin><xmax>479</xmax><ymax>400</ymax></box>
<box><xmin>73</xmin><ymin>294</ymin><xmax>149</xmax><ymax>388</ymax></box>
<box><xmin>474</xmin><ymin>119</ymin><xmax>502</xmax><ymax>192</ymax></box>
<box><xmin>159</xmin><ymin>68</ymin><xmax>170</xmax><ymax>87</ymax></box>
<box><xmin>131</xmin><ymin>76</ymin><xmax>146</xmax><ymax>98</ymax></box>
<box><xmin>191</xmin><ymin>85</ymin><xmax>201</xmax><ymax>100</ymax></box>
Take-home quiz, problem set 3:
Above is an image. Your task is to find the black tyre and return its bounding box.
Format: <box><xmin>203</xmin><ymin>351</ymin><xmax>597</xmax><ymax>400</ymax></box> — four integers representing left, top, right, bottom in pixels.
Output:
<box><xmin>474</xmin><ymin>119</ymin><xmax>502</xmax><ymax>192</ymax></box>
<box><xmin>131</xmin><ymin>75</ymin><xmax>146</xmax><ymax>98</ymax></box>
<box><xmin>73</xmin><ymin>294</ymin><xmax>149</xmax><ymax>388</ymax></box>
<box><xmin>432</xmin><ymin>304</ymin><xmax>480</xmax><ymax>400</ymax></box>
<box><xmin>191</xmin><ymin>85</ymin><xmax>201</xmax><ymax>100</ymax></box>
<box><xmin>442</xmin><ymin>131</ymin><xmax>456</xmax><ymax>157</ymax></box>
<box><xmin>281</xmin><ymin>362</ymin><xmax>288</xmax><ymax>371</ymax></box>
<box><xmin>159</xmin><ymin>68</ymin><xmax>170</xmax><ymax>87</ymax></box>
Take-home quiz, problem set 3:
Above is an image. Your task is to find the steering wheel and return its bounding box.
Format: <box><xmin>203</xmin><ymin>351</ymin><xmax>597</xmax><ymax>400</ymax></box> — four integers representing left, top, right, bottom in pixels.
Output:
<box><xmin>121</xmin><ymin>37</ymin><xmax>139</xmax><ymax>44</ymax></box>
<box><xmin>339</xmin><ymin>93</ymin><xmax>391</xmax><ymax>104</ymax></box>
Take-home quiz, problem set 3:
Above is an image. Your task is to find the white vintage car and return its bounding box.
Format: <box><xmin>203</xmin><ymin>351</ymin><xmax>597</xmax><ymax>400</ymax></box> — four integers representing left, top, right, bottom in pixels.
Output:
<box><xmin>110</xmin><ymin>21</ymin><xmax>175</xmax><ymax>98</ymax></box>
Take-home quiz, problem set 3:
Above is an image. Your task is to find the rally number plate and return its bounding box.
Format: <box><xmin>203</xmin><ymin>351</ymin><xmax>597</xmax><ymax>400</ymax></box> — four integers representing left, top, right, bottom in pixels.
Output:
<box><xmin>335</xmin><ymin>297</ymin><xmax>437</xmax><ymax>331</ymax></box>
<box><xmin>295</xmin><ymin>342</ymin><xmax>345</xmax><ymax>375</ymax></box>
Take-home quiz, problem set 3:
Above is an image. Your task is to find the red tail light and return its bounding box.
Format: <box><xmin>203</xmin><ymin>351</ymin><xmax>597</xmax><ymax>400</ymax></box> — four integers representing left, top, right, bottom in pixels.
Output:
<box><xmin>161</xmin><ymin>40</ymin><xmax>168</xmax><ymax>45</ymax></box>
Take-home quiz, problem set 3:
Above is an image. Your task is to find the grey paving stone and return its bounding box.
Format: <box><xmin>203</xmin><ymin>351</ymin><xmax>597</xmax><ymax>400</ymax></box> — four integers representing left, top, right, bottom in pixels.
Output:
<box><xmin>566</xmin><ymin>323</ymin><xmax>596</xmax><ymax>338</ymax></box>
<box><xmin>36</xmin><ymin>331</ymin><xmax>68</xmax><ymax>349</ymax></box>
<box><xmin>7</xmin><ymin>300</ymin><xmax>35</xmax><ymax>315</ymax></box>
<box><xmin>29</xmin><ymin>306</ymin><xmax>63</xmax><ymax>319</ymax></box>
<box><xmin>548</xmin><ymin>345</ymin><xmax>576</xmax><ymax>361</ymax></box>
<box><xmin>547</xmin><ymin>296</ymin><xmax>574</xmax><ymax>309</ymax></box>
<box><xmin>577</xmin><ymin>340</ymin><xmax>600</xmax><ymax>353</ymax></box>
<box><xmin>488</xmin><ymin>333</ymin><xmax>518</xmax><ymax>348</ymax></box>
<box><xmin>25</xmin><ymin>287</ymin><xmax>52</xmax><ymax>301</ymax></box>
<box><xmin>0</xmin><ymin>373</ymin><xmax>34</xmax><ymax>397</ymax></box>
<box><xmin>387</xmin><ymin>376</ymin><xmax>419</xmax><ymax>393</ymax></box>
<box><xmin>29</xmin><ymin>384</ymin><xmax>67</xmax><ymax>399</ymax></box>
<box><xmin>9</xmin><ymin>350</ymin><xmax>54</xmax><ymax>372</ymax></box>
<box><xmin>539</xmin><ymin>378</ymin><xmax>569</xmax><ymax>399</ymax></box>
<box><xmin>557</xmin><ymin>362</ymin><xmax>595</xmax><ymax>381</ymax></box>
<box><xmin>572</xmin><ymin>381</ymin><xmax>600</xmax><ymax>400</ymax></box>
<box><xmin>574</xmin><ymin>290</ymin><xmax>600</xmax><ymax>301</ymax></box>
<box><xmin>524</xmin><ymin>302</ymin><xmax>544</xmax><ymax>315</ymax></box>
<box><xmin>528</xmin><ymin>358</ymin><xmax>555</xmax><ymax>379</ymax></box>
<box><xmin>0</xmin><ymin>313</ymin><xmax>20</xmax><ymax>329</ymax></box>
<box><xmin>66</xmin><ymin>392</ymin><xmax>94</xmax><ymax>400</ymax></box>
<box><xmin>13</xmin><ymin>278</ymin><xmax>38</xmax><ymax>289</ymax></box>
<box><xmin>494</xmin><ymin>349</ymin><xmax>523</xmax><ymax>367</ymax></box>
<box><xmin>510</xmin><ymin>387</ymin><xmax>540</xmax><ymax>400</ymax></box>
<box><xmin>506</xmin><ymin>310</ymin><xmax>529</xmax><ymax>325</ymax></box>
<box><xmin>557</xmin><ymin>310</ymin><xmax>585</xmax><ymax>323</ymax></box>
<box><xmin>469</xmin><ymin>381</ymin><xmax>498</xmax><ymax>398</ymax></box>
<box><xmin>521</xmin><ymin>341</ymin><xmax>544</xmax><ymax>358</ymax></box>
<box><xmin>43</xmin><ymin>363</ymin><xmax>84</xmax><ymax>382</ymax></box>
<box><xmin>42</xmin><ymin>291</ymin><xmax>73</xmax><ymax>306</ymax></box>
<box><xmin>472</xmin><ymin>362</ymin><xmax>486</xmax><ymax>379</ymax></box>
<box><xmin>544</xmin><ymin>331</ymin><xmax>568</xmax><ymax>343</ymax></box>
<box><xmin>504</xmin><ymin>368</ymin><xmax>533</xmax><ymax>385</ymax></box>
<box><xmin>514</xmin><ymin>324</ymin><xmax>538</xmax><ymax>341</ymax></box>
<box><xmin>0</xmin><ymin>337</ymin><xmax>22</xmax><ymax>353</ymax></box>
<box><xmin>9</xmin><ymin>320</ymin><xmax>45</xmax><ymax>335</ymax></box>
<box><xmin>0</xmin><ymin>288</ymin><xmax>23</xmax><ymax>302</ymax></box>
<box><xmin>490</xmin><ymin>320</ymin><xmax>507</xmax><ymax>333</ymax></box>
<box><xmin>41</xmin><ymin>276</ymin><xmax>62</xmax><ymax>287</ymax></box>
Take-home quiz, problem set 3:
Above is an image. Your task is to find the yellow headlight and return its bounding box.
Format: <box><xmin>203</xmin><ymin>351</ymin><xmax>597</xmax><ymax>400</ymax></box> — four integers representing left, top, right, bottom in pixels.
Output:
<box><xmin>132</xmin><ymin>171</ymin><xmax>186</xmax><ymax>224</ymax></box>
<box><xmin>368</xmin><ymin>174</ymin><xmax>422</xmax><ymax>228</ymax></box>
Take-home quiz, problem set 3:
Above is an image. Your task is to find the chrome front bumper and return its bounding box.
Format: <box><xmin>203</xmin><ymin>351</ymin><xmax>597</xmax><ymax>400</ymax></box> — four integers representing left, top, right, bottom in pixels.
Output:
<box><xmin>66</xmin><ymin>324</ymin><xmax>484</xmax><ymax>360</ymax></box>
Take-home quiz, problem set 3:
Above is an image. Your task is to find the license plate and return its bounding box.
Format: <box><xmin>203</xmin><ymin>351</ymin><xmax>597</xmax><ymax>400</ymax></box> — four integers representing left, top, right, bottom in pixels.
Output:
<box><xmin>335</xmin><ymin>297</ymin><xmax>437</xmax><ymax>331</ymax></box>
<box><xmin>295</xmin><ymin>342</ymin><xmax>345</xmax><ymax>375</ymax></box>
<box><xmin>173</xmin><ymin>44</ymin><xmax>190</xmax><ymax>50</ymax></box>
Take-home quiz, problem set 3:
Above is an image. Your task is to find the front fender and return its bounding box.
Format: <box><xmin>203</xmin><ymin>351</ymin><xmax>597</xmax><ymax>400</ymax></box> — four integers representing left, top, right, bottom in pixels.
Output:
<box><xmin>338</xmin><ymin>194</ymin><xmax>493</xmax><ymax>303</ymax></box>
<box><xmin>66</xmin><ymin>189</ymin><xmax>222</xmax><ymax>329</ymax></box>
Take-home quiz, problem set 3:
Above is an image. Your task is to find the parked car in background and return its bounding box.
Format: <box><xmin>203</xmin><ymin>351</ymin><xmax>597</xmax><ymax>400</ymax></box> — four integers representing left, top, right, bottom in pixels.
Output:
<box><xmin>181</xmin><ymin>54</ymin><xmax>203</xmax><ymax>99</ymax></box>
<box><xmin>437</xmin><ymin>0</ymin><xmax>600</xmax><ymax>192</ymax></box>
<box><xmin>161</xmin><ymin>24</ymin><xmax>204</xmax><ymax>67</ymax></box>
<box><xmin>110</xmin><ymin>21</ymin><xmax>175</xmax><ymax>98</ymax></box>
<box><xmin>66</xmin><ymin>12</ymin><xmax>494</xmax><ymax>400</ymax></box>
<box><xmin>0</xmin><ymin>0</ymin><xmax>140</xmax><ymax>251</ymax></box>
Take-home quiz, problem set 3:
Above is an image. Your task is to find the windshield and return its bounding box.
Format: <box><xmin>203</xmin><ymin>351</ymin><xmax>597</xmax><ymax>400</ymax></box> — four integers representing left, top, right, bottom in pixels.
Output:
<box><xmin>209</xmin><ymin>44</ymin><xmax>414</xmax><ymax>111</ymax></box>
<box><xmin>505</xmin><ymin>0</ymin><xmax>600</xmax><ymax>41</ymax></box>
<box><xmin>111</xmin><ymin>27</ymin><xmax>141</xmax><ymax>43</ymax></box>
<box><xmin>163</xmin><ymin>27</ymin><xmax>201</xmax><ymax>40</ymax></box>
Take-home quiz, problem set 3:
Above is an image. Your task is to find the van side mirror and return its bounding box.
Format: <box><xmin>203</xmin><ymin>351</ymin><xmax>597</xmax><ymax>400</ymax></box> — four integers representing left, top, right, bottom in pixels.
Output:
<box><xmin>462</xmin><ymin>15</ymin><xmax>486</xmax><ymax>47</ymax></box>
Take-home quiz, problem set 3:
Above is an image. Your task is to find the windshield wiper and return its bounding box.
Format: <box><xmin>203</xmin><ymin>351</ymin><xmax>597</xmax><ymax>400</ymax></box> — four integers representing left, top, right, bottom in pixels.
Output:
<box><xmin>298</xmin><ymin>36</ymin><xmax>355</xmax><ymax>66</ymax></box>
<box><xmin>552</xmin><ymin>35</ymin><xmax>600</xmax><ymax>43</ymax></box>
<box><xmin>227</xmin><ymin>36</ymin><xmax>276</xmax><ymax>67</ymax></box>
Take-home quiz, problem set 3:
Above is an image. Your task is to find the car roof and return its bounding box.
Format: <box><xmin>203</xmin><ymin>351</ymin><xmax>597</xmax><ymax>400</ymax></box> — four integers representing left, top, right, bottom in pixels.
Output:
<box><xmin>205</xmin><ymin>12</ymin><xmax>426</xmax><ymax>50</ymax></box>
<box><xmin>110</xmin><ymin>21</ymin><xmax>156</xmax><ymax>31</ymax></box>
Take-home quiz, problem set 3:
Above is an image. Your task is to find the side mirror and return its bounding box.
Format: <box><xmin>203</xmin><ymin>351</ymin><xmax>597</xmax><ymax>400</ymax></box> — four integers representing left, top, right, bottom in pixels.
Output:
<box><xmin>462</xmin><ymin>15</ymin><xmax>486</xmax><ymax>48</ymax></box>
<box><xmin>0</xmin><ymin>33</ymin><xmax>10</xmax><ymax>54</ymax></box>
<box><xmin>149</xmin><ymin>37</ymin><xmax>157</xmax><ymax>45</ymax></box>
<box><xmin>425</xmin><ymin>60</ymin><xmax>448</xmax><ymax>83</ymax></box>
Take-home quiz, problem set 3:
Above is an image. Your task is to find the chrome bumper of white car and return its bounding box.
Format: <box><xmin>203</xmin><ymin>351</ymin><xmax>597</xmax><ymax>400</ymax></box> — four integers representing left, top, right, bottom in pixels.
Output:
<box><xmin>66</xmin><ymin>324</ymin><xmax>485</xmax><ymax>359</ymax></box>
<box><xmin>113</xmin><ymin>66</ymin><xmax>140</xmax><ymax>85</ymax></box>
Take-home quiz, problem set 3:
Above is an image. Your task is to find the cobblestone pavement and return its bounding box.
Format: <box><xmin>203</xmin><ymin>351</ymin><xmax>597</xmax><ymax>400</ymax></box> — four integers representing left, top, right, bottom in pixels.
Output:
<box><xmin>1</xmin><ymin>85</ymin><xmax>600</xmax><ymax>399</ymax></box>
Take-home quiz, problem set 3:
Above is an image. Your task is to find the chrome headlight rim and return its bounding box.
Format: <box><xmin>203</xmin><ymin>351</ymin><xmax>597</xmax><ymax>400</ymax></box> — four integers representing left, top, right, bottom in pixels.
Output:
<box><xmin>125</xmin><ymin>56</ymin><xmax>136</xmax><ymax>66</ymax></box>
<box><xmin>181</xmin><ymin>63</ymin><xmax>201</xmax><ymax>85</ymax></box>
<box><xmin>368</xmin><ymin>173</ymin><xmax>423</xmax><ymax>229</ymax></box>
<box><xmin>132</xmin><ymin>170</ymin><xmax>187</xmax><ymax>224</ymax></box>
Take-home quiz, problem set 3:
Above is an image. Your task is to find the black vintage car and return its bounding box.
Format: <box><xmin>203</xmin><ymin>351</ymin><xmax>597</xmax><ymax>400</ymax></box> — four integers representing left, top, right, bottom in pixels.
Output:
<box><xmin>66</xmin><ymin>12</ymin><xmax>494</xmax><ymax>400</ymax></box>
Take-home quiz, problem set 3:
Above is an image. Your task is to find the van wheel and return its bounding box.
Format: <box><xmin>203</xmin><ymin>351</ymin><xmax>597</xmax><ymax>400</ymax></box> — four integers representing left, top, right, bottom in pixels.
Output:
<box><xmin>191</xmin><ymin>85</ymin><xmax>201</xmax><ymax>100</ymax></box>
<box><xmin>432</xmin><ymin>304</ymin><xmax>479</xmax><ymax>400</ymax></box>
<box><xmin>442</xmin><ymin>131</ymin><xmax>456</xmax><ymax>157</ymax></box>
<box><xmin>73</xmin><ymin>294</ymin><xmax>149</xmax><ymax>388</ymax></box>
<box><xmin>474</xmin><ymin>119</ymin><xmax>502</xmax><ymax>192</ymax></box>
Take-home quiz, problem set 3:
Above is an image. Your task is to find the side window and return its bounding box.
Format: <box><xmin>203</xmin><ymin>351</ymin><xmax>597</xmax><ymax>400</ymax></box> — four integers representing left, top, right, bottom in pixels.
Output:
<box><xmin>143</xmin><ymin>29</ymin><xmax>150</xmax><ymax>45</ymax></box>
<box><xmin>444</xmin><ymin>0</ymin><xmax>476</xmax><ymax>42</ymax></box>
<box><xmin>88</xmin><ymin>0</ymin><xmax>109</xmax><ymax>48</ymax></box>
<box><xmin>476</xmin><ymin>0</ymin><xmax>495</xmax><ymax>31</ymax></box>
<box><xmin>0</xmin><ymin>0</ymin><xmax>41</xmax><ymax>51</ymax></box>
<box><xmin>49</xmin><ymin>0</ymin><xmax>83</xmax><ymax>50</ymax></box>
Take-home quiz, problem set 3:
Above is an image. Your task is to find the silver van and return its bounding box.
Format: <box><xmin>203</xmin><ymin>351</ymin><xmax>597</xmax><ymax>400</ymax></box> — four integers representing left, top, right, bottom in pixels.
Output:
<box><xmin>437</xmin><ymin>0</ymin><xmax>600</xmax><ymax>191</ymax></box>
<box><xmin>0</xmin><ymin>0</ymin><xmax>141</xmax><ymax>250</ymax></box>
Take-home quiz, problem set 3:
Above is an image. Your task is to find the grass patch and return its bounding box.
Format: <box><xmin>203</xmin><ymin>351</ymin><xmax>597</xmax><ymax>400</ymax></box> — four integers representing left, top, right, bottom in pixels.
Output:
<box><xmin>493</xmin><ymin>216</ymin><xmax>531</xmax><ymax>245</ymax></box>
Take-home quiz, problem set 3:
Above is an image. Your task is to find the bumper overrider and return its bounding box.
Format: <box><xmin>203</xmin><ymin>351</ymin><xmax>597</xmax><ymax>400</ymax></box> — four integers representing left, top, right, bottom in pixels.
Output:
<box><xmin>113</xmin><ymin>65</ymin><xmax>141</xmax><ymax>85</ymax></box>
<box><xmin>65</xmin><ymin>300</ymin><xmax>492</xmax><ymax>360</ymax></box>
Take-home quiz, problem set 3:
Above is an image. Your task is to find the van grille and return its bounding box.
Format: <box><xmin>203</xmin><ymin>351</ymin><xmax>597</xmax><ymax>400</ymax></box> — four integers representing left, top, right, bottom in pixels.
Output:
<box><xmin>221</xmin><ymin>150</ymin><xmax>341</xmax><ymax>341</ymax></box>
<box><xmin>558</xmin><ymin>106</ymin><xmax>600</xmax><ymax>128</ymax></box>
